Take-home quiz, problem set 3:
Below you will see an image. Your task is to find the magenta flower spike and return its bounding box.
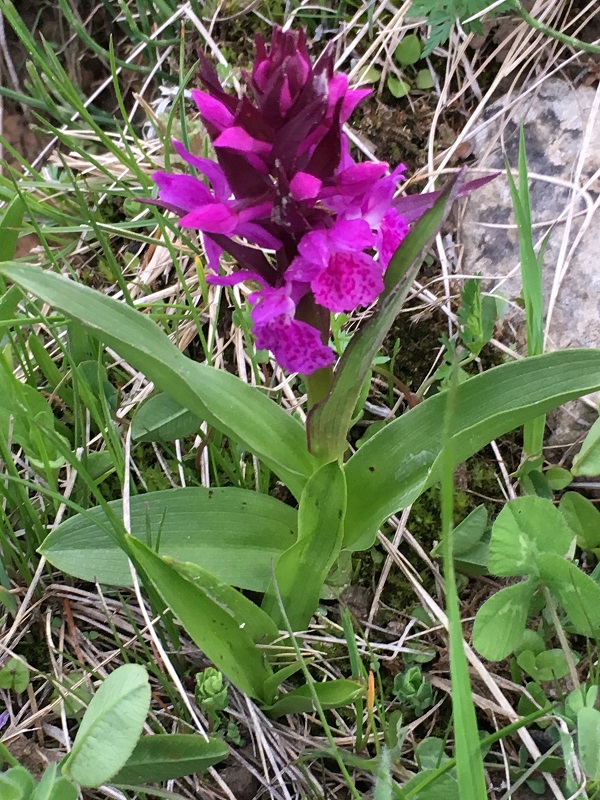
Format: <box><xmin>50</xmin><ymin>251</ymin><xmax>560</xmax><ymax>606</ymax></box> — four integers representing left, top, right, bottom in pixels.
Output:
<box><xmin>149</xmin><ymin>27</ymin><xmax>412</xmax><ymax>375</ymax></box>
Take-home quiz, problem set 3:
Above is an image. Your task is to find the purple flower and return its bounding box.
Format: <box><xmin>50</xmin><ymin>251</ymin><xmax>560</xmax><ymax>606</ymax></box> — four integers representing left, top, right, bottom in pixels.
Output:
<box><xmin>148</xmin><ymin>27</ymin><xmax>411</xmax><ymax>374</ymax></box>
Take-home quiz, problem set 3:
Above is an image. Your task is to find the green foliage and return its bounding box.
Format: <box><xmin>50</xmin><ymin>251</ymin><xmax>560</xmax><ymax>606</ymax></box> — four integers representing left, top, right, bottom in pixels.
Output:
<box><xmin>0</xmin><ymin>658</ymin><xmax>30</xmax><ymax>694</ymax></box>
<box><xmin>61</xmin><ymin>664</ymin><xmax>151</xmax><ymax>787</ymax></box>
<box><xmin>393</xmin><ymin>666</ymin><xmax>436</xmax><ymax>715</ymax></box>
<box><xmin>407</xmin><ymin>0</ymin><xmax>515</xmax><ymax>56</ymax></box>
<box><xmin>457</xmin><ymin>277</ymin><xmax>496</xmax><ymax>358</ymax></box>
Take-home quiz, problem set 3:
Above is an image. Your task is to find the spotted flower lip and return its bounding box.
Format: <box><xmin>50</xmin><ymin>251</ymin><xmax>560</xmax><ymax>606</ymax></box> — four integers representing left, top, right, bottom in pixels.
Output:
<box><xmin>147</xmin><ymin>27</ymin><xmax>419</xmax><ymax>374</ymax></box>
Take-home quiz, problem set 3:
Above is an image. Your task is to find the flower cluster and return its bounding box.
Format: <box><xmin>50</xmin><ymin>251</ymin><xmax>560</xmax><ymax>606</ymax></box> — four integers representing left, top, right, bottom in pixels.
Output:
<box><xmin>151</xmin><ymin>28</ymin><xmax>411</xmax><ymax>374</ymax></box>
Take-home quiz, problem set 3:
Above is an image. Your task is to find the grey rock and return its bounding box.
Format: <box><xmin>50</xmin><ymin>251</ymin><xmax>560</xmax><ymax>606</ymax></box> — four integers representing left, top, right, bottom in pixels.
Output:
<box><xmin>460</xmin><ymin>78</ymin><xmax>600</xmax><ymax>446</ymax></box>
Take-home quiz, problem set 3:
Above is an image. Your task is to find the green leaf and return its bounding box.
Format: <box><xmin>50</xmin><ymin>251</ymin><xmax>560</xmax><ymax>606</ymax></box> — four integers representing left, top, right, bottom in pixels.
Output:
<box><xmin>473</xmin><ymin>579</ymin><xmax>536</xmax><ymax>661</ymax></box>
<box><xmin>112</xmin><ymin>734</ymin><xmax>228</xmax><ymax>784</ymax></box>
<box><xmin>387</xmin><ymin>76</ymin><xmax>411</xmax><ymax>98</ymax></box>
<box><xmin>0</xmin><ymin>766</ymin><xmax>34</xmax><ymax>799</ymax></box>
<box><xmin>415</xmin><ymin>68</ymin><xmax>435</xmax><ymax>90</ymax></box>
<box><xmin>517</xmin><ymin>649</ymin><xmax>574</xmax><ymax>682</ymax></box>
<box><xmin>578</xmin><ymin>707</ymin><xmax>600</xmax><ymax>780</ymax></box>
<box><xmin>131</xmin><ymin>393</ymin><xmax>202</xmax><ymax>441</ymax></box>
<box><xmin>0</xmin><ymin>657</ymin><xmax>30</xmax><ymax>693</ymax></box>
<box><xmin>40</xmin><ymin>487</ymin><xmax>297</xmax><ymax>591</ymax></box>
<box><xmin>545</xmin><ymin>466</ymin><xmax>572</xmax><ymax>491</ymax></box>
<box><xmin>432</xmin><ymin>505</ymin><xmax>489</xmax><ymax>573</ymax></box>
<box><xmin>262</xmin><ymin>461</ymin><xmax>346</xmax><ymax>629</ymax></box>
<box><xmin>572</xmin><ymin>416</ymin><xmax>600</xmax><ymax>476</ymax></box>
<box><xmin>267</xmin><ymin>679</ymin><xmax>363</xmax><ymax>717</ymax></box>
<box><xmin>62</xmin><ymin>664</ymin><xmax>150</xmax><ymax>788</ymax></box>
<box><xmin>559</xmin><ymin>491</ymin><xmax>600</xmax><ymax>551</ymax></box>
<box><xmin>537</xmin><ymin>553</ymin><xmax>600</xmax><ymax>637</ymax></box>
<box><xmin>394</xmin><ymin>34</ymin><xmax>422</xmax><ymax>65</ymax></box>
<box><xmin>0</xmin><ymin>263</ymin><xmax>314</xmax><ymax>497</ymax></box>
<box><xmin>343</xmin><ymin>349</ymin><xmax>600</xmax><ymax>550</ymax></box>
<box><xmin>307</xmin><ymin>175</ymin><xmax>461</xmax><ymax>463</ymax></box>
<box><xmin>0</xmin><ymin>196</ymin><xmax>25</xmax><ymax>263</ymax></box>
<box><xmin>487</xmin><ymin>497</ymin><xmax>573</xmax><ymax>577</ymax></box>
<box><xmin>127</xmin><ymin>537</ymin><xmax>275</xmax><ymax>701</ymax></box>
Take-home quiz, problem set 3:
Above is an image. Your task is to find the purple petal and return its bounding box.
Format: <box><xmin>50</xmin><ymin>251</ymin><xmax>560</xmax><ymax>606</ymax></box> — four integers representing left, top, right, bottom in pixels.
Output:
<box><xmin>237</xmin><ymin>222</ymin><xmax>282</xmax><ymax>250</ymax></box>
<box><xmin>334</xmin><ymin>162</ymin><xmax>389</xmax><ymax>197</ymax></box>
<box><xmin>179</xmin><ymin>203</ymin><xmax>239</xmax><ymax>234</ymax></box>
<box><xmin>214</xmin><ymin>126</ymin><xmax>272</xmax><ymax>156</ymax></box>
<box><xmin>207</xmin><ymin>269</ymin><xmax>266</xmax><ymax>287</ymax></box>
<box><xmin>254</xmin><ymin>317</ymin><xmax>335</xmax><ymax>374</ymax></box>
<box><xmin>172</xmin><ymin>140</ymin><xmax>231</xmax><ymax>201</ymax></box>
<box><xmin>341</xmin><ymin>88</ymin><xmax>371</xmax><ymax>122</ymax></box>
<box><xmin>0</xmin><ymin>710</ymin><xmax>9</xmax><ymax>730</ymax></box>
<box><xmin>377</xmin><ymin>209</ymin><xmax>410</xmax><ymax>270</ymax></box>
<box><xmin>312</xmin><ymin>251</ymin><xmax>384</xmax><ymax>313</ymax></box>
<box><xmin>328</xmin><ymin>218</ymin><xmax>374</xmax><ymax>251</ymax></box>
<box><xmin>298</xmin><ymin>229</ymin><xmax>329</xmax><ymax>268</ymax></box>
<box><xmin>152</xmin><ymin>172</ymin><xmax>213</xmax><ymax>212</ymax></box>
<box><xmin>203</xmin><ymin>236</ymin><xmax>224</xmax><ymax>271</ymax></box>
<box><xmin>250</xmin><ymin>285</ymin><xmax>295</xmax><ymax>324</ymax></box>
<box><xmin>191</xmin><ymin>90</ymin><xmax>235</xmax><ymax>131</ymax></box>
<box><xmin>289</xmin><ymin>171</ymin><xmax>323</xmax><ymax>201</ymax></box>
<box><xmin>286</xmin><ymin>255</ymin><xmax>323</xmax><ymax>283</ymax></box>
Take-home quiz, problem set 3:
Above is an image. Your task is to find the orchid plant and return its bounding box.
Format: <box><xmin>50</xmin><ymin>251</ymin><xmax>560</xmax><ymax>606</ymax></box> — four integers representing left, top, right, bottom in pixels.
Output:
<box><xmin>3</xmin><ymin>28</ymin><xmax>600</xmax><ymax>788</ymax></box>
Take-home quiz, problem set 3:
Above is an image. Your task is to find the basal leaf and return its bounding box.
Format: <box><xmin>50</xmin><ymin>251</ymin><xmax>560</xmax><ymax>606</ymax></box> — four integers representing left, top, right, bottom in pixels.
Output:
<box><xmin>472</xmin><ymin>579</ymin><xmax>536</xmax><ymax>661</ymax></box>
<box><xmin>572</xmin><ymin>416</ymin><xmax>600</xmax><ymax>477</ymax></box>
<box><xmin>0</xmin><ymin>263</ymin><xmax>314</xmax><ymax>497</ymax></box>
<box><xmin>62</xmin><ymin>664</ymin><xmax>150</xmax><ymax>788</ymax></box>
<box><xmin>0</xmin><ymin>196</ymin><xmax>25</xmax><ymax>263</ymax></box>
<box><xmin>262</xmin><ymin>461</ymin><xmax>346</xmax><ymax>629</ymax></box>
<box><xmin>40</xmin><ymin>487</ymin><xmax>297</xmax><ymax>591</ymax></box>
<box><xmin>267</xmin><ymin>679</ymin><xmax>363</xmax><ymax>717</ymax></box>
<box><xmin>131</xmin><ymin>392</ymin><xmax>202</xmax><ymax>442</ymax></box>
<box><xmin>112</xmin><ymin>734</ymin><xmax>228</xmax><ymax>784</ymax></box>
<box><xmin>128</xmin><ymin>537</ymin><xmax>275</xmax><ymax>702</ymax></box>
<box><xmin>343</xmin><ymin>349</ymin><xmax>600</xmax><ymax>550</ymax></box>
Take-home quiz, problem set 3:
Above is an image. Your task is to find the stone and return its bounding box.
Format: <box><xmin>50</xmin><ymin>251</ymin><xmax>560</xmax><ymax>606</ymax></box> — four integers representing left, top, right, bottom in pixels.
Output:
<box><xmin>460</xmin><ymin>78</ymin><xmax>600</xmax><ymax>447</ymax></box>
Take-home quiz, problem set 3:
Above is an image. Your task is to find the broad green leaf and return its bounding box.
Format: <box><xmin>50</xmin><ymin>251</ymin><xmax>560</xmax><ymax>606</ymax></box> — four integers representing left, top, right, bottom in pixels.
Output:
<box><xmin>267</xmin><ymin>679</ymin><xmax>363</xmax><ymax>717</ymax></box>
<box><xmin>112</xmin><ymin>734</ymin><xmax>228</xmax><ymax>784</ymax></box>
<box><xmin>432</xmin><ymin>504</ymin><xmax>489</xmax><ymax>574</ymax></box>
<box><xmin>572</xmin><ymin>416</ymin><xmax>600</xmax><ymax>476</ymax></box>
<box><xmin>559</xmin><ymin>491</ymin><xmax>600</xmax><ymax>550</ymax></box>
<box><xmin>32</xmin><ymin>765</ymin><xmax>77</xmax><ymax>800</ymax></box>
<box><xmin>537</xmin><ymin>553</ymin><xmax>600</xmax><ymax>637</ymax></box>
<box><xmin>62</xmin><ymin>664</ymin><xmax>150</xmax><ymax>788</ymax></box>
<box><xmin>40</xmin><ymin>487</ymin><xmax>297</xmax><ymax>591</ymax></box>
<box><xmin>0</xmin><ymin>657</ymin><xmax>30</xmax><ymax>693</ymax></box>
<box><xmin>262</xmin><ymin>461</ymin><xmax>346</xmax><ymax>629</ymax></box>
<box><xmin>517</xmin><ymin>649</ymin><xmax>574</xmax><ymax>682</ymax></box>
<box><xmin>577</xmin><ymin>707</ymin><xmax>600</xmax><ymax>780</ymax></box>
<box><xmin>472</xmin><ymin>579</ymin><xmax>535</xmax><ymax>661</ymax></box>
<box><xmin>127</xmin><ymin>537</ymin><xmax>275</xmax><ymax>702</ymax></box>
<box><xmin>1</xmin><ymin>766</ymin><xmax>34</xmax><ymax>799</ymax></box>
<box><xmin>394</xmin><ymin>34</ymin><xmax>422</xmax><ymax>65</ymax></box>
<box><xmin>545</xmin><ymin>466</ymin><xmax>572</xmax><ymax>491</ymax></box>
<box><xmin>343</xmin><ymin>349</ymin><xmax>600</xmax><ymax>550</ymax></box>
<box><xmin>387</xmin><ymin>76</ymin><xmax>411</xmax><ymax>98</ymax></box>
<box><xmin>415</xmin><ymin>68</ymin><xmax>435</xmax><ymax>90</ymax></box>
<box><xmin>307</xmin><ymin>175</ymin><xmax>460</xmax><ymax>463</ymax></box>
<box><xmin>131</xmin><ymin>392</ymin><xmax>202</xmax><ymax>441</ymax></box>
<box><xmin>47</xmin><ymin>778</ymin><xmax>77</xmax><ymax>800</ymax></box>
<box><xmin>0</xmin><ymin>263</ymin><xmax>314</xmax><ymax>497</ymax></box>
<box><xmin>401</xmin><ymin>770</ymin><xmax>459</xmax><ymax>800</ymax></box>
<box><xmin>0</xmin><ymin>196</ymin><xmax>25</xmax><ymax>262</ymax></box>
<box><xmin>487</xmin><ymin>497</ymin><xmax>572</xmax><ymax>577</ymax></box>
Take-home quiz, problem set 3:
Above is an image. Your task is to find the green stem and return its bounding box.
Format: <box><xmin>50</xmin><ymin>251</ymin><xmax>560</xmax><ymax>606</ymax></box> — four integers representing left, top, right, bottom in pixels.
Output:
<box><xmin>516</xmin><ymin>1</ymin><xmax>600</xmax><ymax>55</ymax></box>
